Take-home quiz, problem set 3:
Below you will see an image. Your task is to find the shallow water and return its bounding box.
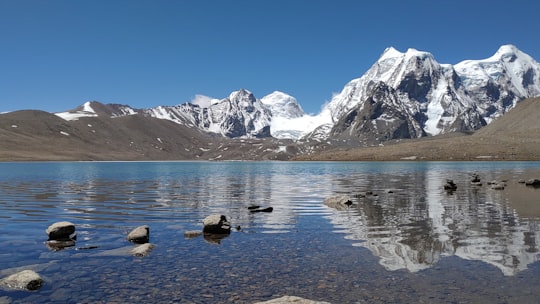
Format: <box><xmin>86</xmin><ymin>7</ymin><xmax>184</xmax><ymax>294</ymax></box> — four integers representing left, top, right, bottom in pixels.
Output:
<box><xmin>1</xmin><ymin>161</ymin><xmax>540</xmax><ymax>303</ymax></box>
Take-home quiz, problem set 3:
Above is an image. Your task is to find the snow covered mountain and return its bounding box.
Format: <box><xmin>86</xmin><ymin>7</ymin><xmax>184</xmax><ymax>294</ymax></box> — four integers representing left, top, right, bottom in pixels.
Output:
<box><xmin>147</xmin><ymin>90</ymin><xmax>321</xmax><ymax>139</ymax></box>
<box><xmin>261</xmin><ymin>91</ymin><xmax>305</xmax><ymax>119</ymax></box>
<box><xmin>57</xmin><ymin>90</ymin><xmax>317</xmax><ymax>139</ymax></box>
<box><xmin>55</xmin><ymin>45</ymin><xmax>540</xmax><ymax>144</ymax></box>
<box><xmin>316</xmin><ymin>44</ymin><xmax>540</xmax><ymax>144</ymax></box>
<box><xmin>143</xmin><ymin>89</ymin><xmax>273</xmax><ymax>138</ymax></box>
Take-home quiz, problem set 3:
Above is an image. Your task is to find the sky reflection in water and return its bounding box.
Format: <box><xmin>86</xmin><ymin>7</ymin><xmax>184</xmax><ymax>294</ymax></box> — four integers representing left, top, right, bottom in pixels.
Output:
<box><xmin>1</xmin><ymin>161</ymin><xmax>540</xmax><ymax>303</ymax></box>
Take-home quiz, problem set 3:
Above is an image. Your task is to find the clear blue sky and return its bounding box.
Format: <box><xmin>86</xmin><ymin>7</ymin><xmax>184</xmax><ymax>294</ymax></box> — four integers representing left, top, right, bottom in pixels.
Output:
<box><xmin>1</xmin><ymin>0</ymin><xmax>539</xmax><ymax>114</ymax></box>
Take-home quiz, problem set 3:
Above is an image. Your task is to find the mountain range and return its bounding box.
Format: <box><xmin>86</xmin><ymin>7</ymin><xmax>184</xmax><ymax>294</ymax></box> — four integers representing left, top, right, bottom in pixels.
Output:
<box><xmin>1</xmin><ymin>44</ymin><xmax>539</xmax><ymax>161</ymax></box>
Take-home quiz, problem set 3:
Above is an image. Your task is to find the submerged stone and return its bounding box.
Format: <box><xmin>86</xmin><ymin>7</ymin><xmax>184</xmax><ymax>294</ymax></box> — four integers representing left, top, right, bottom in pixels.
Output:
<box><xmin>130</xmin><ymin>243</ymin><xmax>154</xmax><ymax>257</ymax></box>
<box><xmin>0</xmin><ymin>270</ymin><xmax>43</xmax><ymax>291</ymax></box>
<box><xmin>45</xmin><ymin>239</ymin><xmax>76</xmax><ymax>251</ymax></box>
<box><xmin>323</xmin><ymin>195</ymin><xmax>353</xmax><ymax>210</ymax></box>
<box><xmin>254</xmin><ymin>295</ymin><xmax>331</xmax><ymax>304</ymax></box>
<box><xmin>490</xmin><ymin>182</ymin><xmax>506</xmax><ymax>190</ymax></box>
<box><xmin>184</xmin><ymin>230</ymin><xmax>203</xmax><ymax>239</ymax></box>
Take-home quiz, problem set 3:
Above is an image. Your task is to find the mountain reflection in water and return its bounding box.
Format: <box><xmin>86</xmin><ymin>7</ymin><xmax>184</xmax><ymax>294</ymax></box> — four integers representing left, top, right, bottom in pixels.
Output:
<box><xmin>326</xmin><ymin>168</ymin><xmax>540</xmax><ymax>276</ymax></box>
<box><xmin>2</xmin><ymin>161</ymin><xmax>540</xmax><ymax>303</ymax></box>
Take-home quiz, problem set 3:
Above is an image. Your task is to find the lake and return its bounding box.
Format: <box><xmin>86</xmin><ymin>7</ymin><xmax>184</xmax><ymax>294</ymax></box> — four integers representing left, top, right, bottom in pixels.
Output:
<box><xmin>1</xmin><ymin>161</ymin><xmax>540</xmax><ymax>303</ymax></box>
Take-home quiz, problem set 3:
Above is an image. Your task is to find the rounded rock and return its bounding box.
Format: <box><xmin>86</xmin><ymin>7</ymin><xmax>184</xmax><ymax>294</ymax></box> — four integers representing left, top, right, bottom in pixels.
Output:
<box><xmin>254</xmin><ymin>296</ymin><xmax>331</xmax><ymax>304</ymax></box>
<box><xmin>0</xmin><ymin>270</ymin><xmax>43</xmax><ymax>291</ymax></box>
<box><xmin>202</xmin><ymin>215</ymin><xmax>231</xmax><ymax>234</ymax></box>
<box><xmin>46</xmin><ymin>221</ymin><xmax>75</xmax><ymax>241</ymax></box>
<box><xmin>127</xmin><ymin>225</ymin><xmax>150</xmax><ymax>244</ymax></box>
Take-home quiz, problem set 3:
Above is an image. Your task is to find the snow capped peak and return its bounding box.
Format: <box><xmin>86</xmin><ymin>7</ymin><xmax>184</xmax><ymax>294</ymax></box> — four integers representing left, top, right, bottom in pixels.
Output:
<box><xmin>82</xmin><ymin>101</ymin><xmax>97</xmax><ymax>113</ymax></box>
<box><xmin>479</xmin><ymin>44</ymin><xmax>527</xmax><ymax>63</ymax></box>
<box><xmin>55</xmin><ymin>101</ymin><xmax>99</xmax><ymax>121</ymax></box>
<box><xmin>228</xmin><ymin>89</ymin><xmax>254</xmax><ymax>101</ymax></box>
<box><xmin>404</xmin><ymin>48</ymin><xmax>434</xmax><ymax>60</ymax></box>
<box><xmin>380</xmin><ymin>47</ymin><xmax>402</xmax><ymax>60</ymax></box>
<box><xmin>260</xmin><ymin>91</ymin><xmax>320</xmax><ymax>139</ymax></box>
<box><xmin>379</xmin><ymin>47</ymin><xmax>434</xmax><ymax>62</ymax></box>
<box><xmin>323</xmin><ymin>46</ymin><xmax>443</xmax><ymax>123</ymax></box>
<box><xmin>261</xmin><ymin>91</ymin><xmax>295</xmax><ymax>105</ymax></box>
<box><xmin>455</xmin><ymin>44</ymin><xmax>540</xmax><ymax>103</ymax></box>
<box><xmin>261</xmin><ymin>91</ymin><xmax>305</xmax><ymax>119</ymax></box>
<box><xmin>494</xmin><ymin>44</ymin><xmax>520</xmax><ymax>57</ymax></box>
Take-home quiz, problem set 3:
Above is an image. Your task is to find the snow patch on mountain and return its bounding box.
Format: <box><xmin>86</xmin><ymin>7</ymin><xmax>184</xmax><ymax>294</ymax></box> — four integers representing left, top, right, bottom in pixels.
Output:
<box><xmin>109</xmin><ymin>105</ymin><xmax>138</xmax><ymax>117</ymax></box>
<box><xmin>190</xmin><ymin>94</ymin><xmax>221</xmax><ymax>108</ymax></box>
<box><xmin>55</xmin><ymin>101</ymin><xmax>98</xmax><ymax>121</ymax></box>
<box><xmin>261</xmin><ymin>91</ymin><xmax>305</xmax><ymax>119</ymax></box>
<box><xmin>259</xmin><ymin>91</ymin><xmax>328</xmax><ymax>139</ymax></box>
<box><xmin>269</xmin><ymin>114</ymin><xmax>332</xmax><ymax>139</ymax></box>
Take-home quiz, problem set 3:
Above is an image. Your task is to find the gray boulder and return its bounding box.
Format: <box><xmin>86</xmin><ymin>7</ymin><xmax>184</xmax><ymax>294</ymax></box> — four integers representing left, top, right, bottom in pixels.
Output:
<box><xmin>254</xmin><ymin>295</ymin><xmax>331</xmax><ymax>304</ymax></box>
<box><xmin>490</xmin><ymin>182</ymin><xmax>506</xmax><ymax>190</ymax></box>
<box><xmin>525</xmin><ymin>178</ymin><xmax>540</xmax><ymax>188</ymax></box>
<box><xmin>127</xmin><ymin>225</ymin><xmax>150</xmax><ymax>244</ymax></box>
<box><xmin>46</xmin><ymin>221</ymin><xmax>75</xmax><ymax>241</ymax></box>
<box><xmin>202</xmin><ymin>215</ymin><xmax>231</xmax><ymax>234</ymax></box>
<box><xmin>0</xmin><ymin>270</ymin><xmax>43</xmax><ymax>291</ymax></box>
<box><xmin>323</xmin><ymin>195</ymin><xmax>353</xmax><ymax>210</ymax></box>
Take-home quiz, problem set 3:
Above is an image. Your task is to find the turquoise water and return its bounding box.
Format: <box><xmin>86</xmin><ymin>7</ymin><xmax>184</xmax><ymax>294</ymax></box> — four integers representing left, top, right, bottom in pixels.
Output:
<box><xmin>1</xmin><ymin>161</ymin><xmax>540</xmax><ymax>303</ymax></box>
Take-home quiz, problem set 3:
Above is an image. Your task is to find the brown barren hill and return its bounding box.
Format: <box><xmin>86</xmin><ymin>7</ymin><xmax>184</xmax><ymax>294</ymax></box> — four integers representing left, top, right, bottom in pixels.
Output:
<box><xmin>0</xmin><ymin>109</ymin><xmax>213</xmax><ymax>161</ymax></box>
<box><xmin>0</xmin><ymin>107</ymin><xmax>299</xmax><ymax>161</ymax></box>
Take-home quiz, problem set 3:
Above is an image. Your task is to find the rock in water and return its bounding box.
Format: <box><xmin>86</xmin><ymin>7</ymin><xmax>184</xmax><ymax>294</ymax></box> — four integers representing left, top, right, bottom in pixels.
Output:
<box><xmin>46</xmin><ymin>221</ymin><xmax>75</xmax><ymax>240</ymax></box>
<box><xmin>202</xmin><ymin>215</ymin><xmax>231</xmax><ymax>234</ymax></box>
<box><xmin>525</xmin><ymin>178</ymin><xmax>540</xmax><ymax>188</ymax></box>
<box><xmin>254</xmin><ymin>295</ymin><xmax>331</xmax><ymax>304</ymax></box>
<box><xmin>444</xmin><ymin>180</ymin><xmax>457</xmax><ymax>191</ymax></box>
<box><xmin>249</xmin><ymin>206</ymin><xmax>274</xmax><ymax>213</ymax></box>
<box><xmin>323</xmin><ymin>195</ymin><xmax>353</xmax><ymax>210</ymax></box>
<box><xmin>130</xmin><ymin>243</ymin><xmax>155</xmax><ymax>257</ymax></box>
<box><xmin>491</xmin><ymin>182</ymin><xmax>505</xmax><ymax>190</ymax></box>
<box><xmin>471</xmin><ymin>173</ymin><xmax>481</xmax><ymax>183</ymax></box>
<box><xmin>0</xmin><ymin>270</ymin><xmax>43</xmax><ymax>291</ymax></box>
<box><xmin>127</xmin><ymin>225</ymin><xmax>150</xmax><ymax>244</ymax></box>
